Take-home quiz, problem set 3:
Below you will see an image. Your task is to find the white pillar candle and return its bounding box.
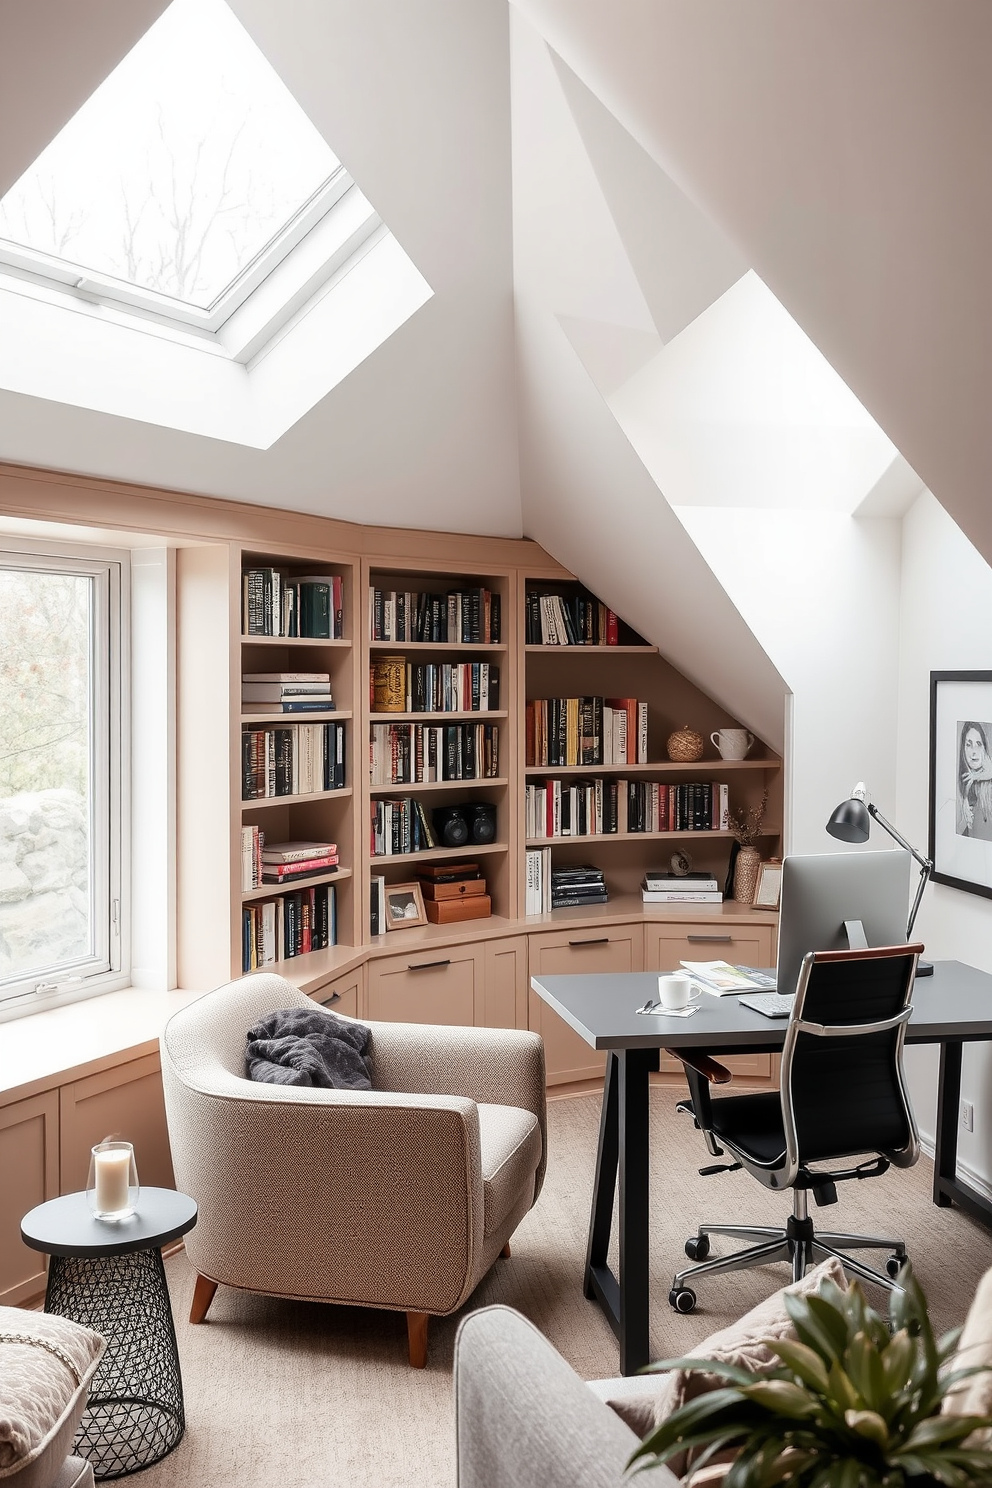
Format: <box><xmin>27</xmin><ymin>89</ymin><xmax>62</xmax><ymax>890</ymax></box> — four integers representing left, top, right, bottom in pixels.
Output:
<box><xmin>94</xmin><ymin>1147</ymin><xmax>131</xmax><ymax>1213</ymax></box>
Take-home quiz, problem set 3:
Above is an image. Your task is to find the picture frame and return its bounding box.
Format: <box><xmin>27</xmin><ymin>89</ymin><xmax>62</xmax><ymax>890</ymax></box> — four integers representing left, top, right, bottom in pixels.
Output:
<box><xmin>753</xmin><ymin>859</ymin><xmax>782</xmax><ymax>911</ymax></box>
<box><xmin>383</xmin><ymin>880</ymin><xmax>428</xmax><ymax>929</ymax></box>
<box><xmin>929</xmin><ymin>671</ymin><xmax>992</xmax><ymax>900</ymax></box>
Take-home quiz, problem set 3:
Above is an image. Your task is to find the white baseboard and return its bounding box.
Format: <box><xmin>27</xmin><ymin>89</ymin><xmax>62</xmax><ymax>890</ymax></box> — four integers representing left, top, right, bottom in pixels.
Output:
<box><xmin>919</xmin><ymin>1133</ymin><xmax>992</xmax><ymax>1207</ymax></box>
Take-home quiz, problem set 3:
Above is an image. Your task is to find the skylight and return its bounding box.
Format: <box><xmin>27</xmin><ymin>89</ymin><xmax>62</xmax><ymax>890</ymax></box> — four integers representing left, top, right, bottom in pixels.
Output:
<box><xmin>0</xmin><ymin>0</ymin><xmax>340</xmax><ymax>315</ymax></box>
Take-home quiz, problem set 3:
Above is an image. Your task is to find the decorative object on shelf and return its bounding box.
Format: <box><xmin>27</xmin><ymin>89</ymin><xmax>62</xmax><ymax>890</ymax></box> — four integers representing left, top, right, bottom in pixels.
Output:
<box><xmin>711</xmin><ymin>727</ymin><xmax>754</xmax><ymax>760</ymax></box>
<box><xmin>666</xmin><ymin>725</ymin><xmax>703</xmax><ymax>762</ymax></box>
<box><xmin>87</xmin><ymin>1139</ymin><xmax>139</xmax><ymax>1220</ymax></box>
<box><xmin>419</xmin><ymin>866</ymin><xmax>491</xmax><ymax>924</ymax></box>
<box><xmin>383</xmin><ymin>881</ymin><xmax>428</xmax><ymax>930</ymax></box>
<box><xmin>827</xmin><ymin>781</ymin><xmax>935</xmax><ymax>975</ymax></box>
<box><xmin>629</xmin><ymin>1265</ymin><xmax>992</xmax><ymax>1488</ymax></box>
<box><xmin>927</xmin><ymin>670</ymin><xmax>992</xmax><ymax>902</ymax></box>
<box><xmin>728</xmin><ymin>790</ymin><xmax>768</xmax><ymax>904</ymax></box>
<box><xmin>753</xmin><ymin>857</ymin><xmax>782</xmax><ymax>910</ymax></box>
<box><xmin>371</xmin><ymin>654</ymin><xmax>406</xmax><ymax>712</ymax></box>
<box><xmin>670</xmin><ymin>848</ymin><xmax>693</xmax><ymax>876</ymax></box>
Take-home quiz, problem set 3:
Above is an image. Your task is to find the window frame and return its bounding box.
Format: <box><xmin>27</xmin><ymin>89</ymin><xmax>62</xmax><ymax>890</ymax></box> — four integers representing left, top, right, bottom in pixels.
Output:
<box><xmin>0</xmin><ymin>539</ymin><xmax>129</xmax><ymax>1019</ymax></box>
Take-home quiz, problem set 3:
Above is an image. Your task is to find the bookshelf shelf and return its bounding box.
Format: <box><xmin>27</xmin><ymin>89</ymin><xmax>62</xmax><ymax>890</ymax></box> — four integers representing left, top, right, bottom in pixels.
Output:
<box><xmin>525</xmin><ymin>829</ymin><xmax>780</xmax><ymax>847</ymax></box>
<box><xmin>524</xmin><ymin>760</ymin><xmax>780</xmax><ymax>777</ymax></box>
<box><xmin>241</xmin><ymin>635</ymin><xmax>352</xmax><ymax>648</ymax></box>
<box><xmin>372</xmin><ymin>841</ymin><xmax>507</xmax><ymax>866</ymax></box>
<box><xmin>241</xmin><ymin>709</ymin><xmax>352</xmax><ymax>724</ymax></box>
<box><xmin>369</xmin><ymin>710</ymin><xmax>507</xmax><ymax>723</ymax></box>
<box><xmin>241</xmin><ymin>868</ymin><xmax>353</xmax><ymax>903</ymax></box>
<box><xmin>524</xmin><ymin>644</ymin><xmax>658</xmax><ymax>655</ymax></box>
<box><xmin>371</xmin><ymin>778</ymin><xmax>508</xmax><ymax>795</ymax></box>
<box><xmin>369</xmin><ymin>641</ymin><xmax>507</xmax><ymax>653</ymax></box>
<box><xmin>242</xmin><ymin>788</ymin><xmax>353</xmax><ymax>811</ymax></box>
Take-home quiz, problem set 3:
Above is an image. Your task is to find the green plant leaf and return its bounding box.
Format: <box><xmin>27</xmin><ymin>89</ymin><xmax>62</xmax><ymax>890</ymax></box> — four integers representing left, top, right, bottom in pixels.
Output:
<box><xmin>844</xmin><ymin>1330</ymin><xmax>886</xmax><ymax>1411</ymax></box>
<box><xmin>639</xmin><ymin>1355</ymin><xmax>758</xmax><ymax>1386</ymax></box>
<box><xmin>826</xmin><ymin>1359</ymin><xmax>862</xmax><ymax>1413</ymax></box>
<box><xmin>764</xmin><ymin>1337</ymin><xmax>832</xmax><ymax>1394</ymax></box>
<box><xmin>843</xmin><ymin>1408</ymin><xmax>889</xmax><ymax>1448</ymax></box>
<box><xmin>904</xmin><ymin>1413</ymin><xmax>992</xmax><ymax>1449</ymax></box>
<box><xmin>879</xmin><ymin>1328</ymin><xmax>915</xmax><ymax>1395</ymax></box>
<box><xmin>743</xmin><ymin>1380</ymin><xmax>818</xmax><ymax>1417</ymax></box>
<box><xmin>784</xmin><ymin>1292</ymin><xmax>845</xmax><ymax>1363</ymax></box>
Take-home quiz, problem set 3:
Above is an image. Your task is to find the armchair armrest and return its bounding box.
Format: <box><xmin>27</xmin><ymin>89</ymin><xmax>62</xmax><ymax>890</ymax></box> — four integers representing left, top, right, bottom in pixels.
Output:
<box><xmin>664</xmin><ymin>1048</ymin><xmax>733</xmax><ymax>1085</ymax></box>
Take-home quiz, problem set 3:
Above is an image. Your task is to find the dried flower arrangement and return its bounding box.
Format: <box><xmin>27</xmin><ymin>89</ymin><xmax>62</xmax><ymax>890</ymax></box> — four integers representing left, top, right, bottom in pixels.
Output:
<box><xmin>728</xmin><ymin>790</ymin><xmax>767</xmax><ymax>847</ymax></box>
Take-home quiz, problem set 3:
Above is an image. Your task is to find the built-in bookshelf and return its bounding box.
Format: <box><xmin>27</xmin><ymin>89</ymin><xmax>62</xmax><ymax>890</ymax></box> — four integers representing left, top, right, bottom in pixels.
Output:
<box><xmin>521</xmin><ymin>575</ymin><xmax>782</xmax><ymax>917</ymax></box>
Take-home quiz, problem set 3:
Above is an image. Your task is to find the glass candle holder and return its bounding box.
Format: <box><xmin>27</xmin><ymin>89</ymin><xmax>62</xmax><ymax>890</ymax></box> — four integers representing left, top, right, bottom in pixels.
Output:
<box><xmin>87</xmin><ymin>1140</ymin><xmax>139</xmax><ymax>1220</ymax></box>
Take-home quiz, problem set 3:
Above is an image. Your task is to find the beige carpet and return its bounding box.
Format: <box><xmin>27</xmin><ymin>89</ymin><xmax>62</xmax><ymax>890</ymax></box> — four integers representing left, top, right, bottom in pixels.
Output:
<box><xmin>140</xmin><ymin>1088</ymin><xmax>992</xmax><ymax>1488</ymax></box>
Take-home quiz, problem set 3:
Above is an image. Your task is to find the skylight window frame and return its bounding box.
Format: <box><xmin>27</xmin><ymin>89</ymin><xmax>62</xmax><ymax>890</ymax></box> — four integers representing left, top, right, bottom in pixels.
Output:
<box><xmin>0</xmin><ymin>164</ymin><xmax>356</xmax><ymax>335</ymax></box>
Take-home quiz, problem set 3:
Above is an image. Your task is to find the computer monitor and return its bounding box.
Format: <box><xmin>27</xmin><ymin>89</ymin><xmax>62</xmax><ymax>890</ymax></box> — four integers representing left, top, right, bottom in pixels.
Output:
<box><xmin>776</xmin><ymin>849</ymin><xmax>912</xmax><ymax>995</ymax></box>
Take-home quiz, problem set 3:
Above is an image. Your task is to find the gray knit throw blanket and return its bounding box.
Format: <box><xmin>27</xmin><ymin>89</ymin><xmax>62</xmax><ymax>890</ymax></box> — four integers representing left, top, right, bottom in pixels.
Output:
<box><xmin>245</xmin><ymin>1006</ymin><xmax>372</xmax><ymax>1089</ymax></box>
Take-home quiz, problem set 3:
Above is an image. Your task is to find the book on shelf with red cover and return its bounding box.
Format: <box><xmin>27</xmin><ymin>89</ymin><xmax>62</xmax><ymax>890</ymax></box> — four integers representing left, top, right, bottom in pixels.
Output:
<box><xmin>261</xmin><ymin>857</ymin><xmax>339</xmax><ymax>882</ymax></box>
<box><xmin>261</xmin><ymin>840</ymin><xmax>337</xmax><ymax>862</ymax></box>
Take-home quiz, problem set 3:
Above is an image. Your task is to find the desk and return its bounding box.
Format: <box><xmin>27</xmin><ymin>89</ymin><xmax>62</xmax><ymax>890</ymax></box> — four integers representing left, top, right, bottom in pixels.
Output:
<box><xmin>530</xmin><ymin>959</ymin><xmax>992</xmax><ymax>1375</ymax></box>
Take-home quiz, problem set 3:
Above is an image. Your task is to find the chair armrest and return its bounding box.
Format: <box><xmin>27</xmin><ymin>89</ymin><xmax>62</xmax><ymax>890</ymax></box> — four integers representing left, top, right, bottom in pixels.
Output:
<box><xmin>455</xmin><ymin>1306</ymin><xmax>676</xmax><ymax>1488</ymax></box>
<box><xmin>664</xmin><ymin>1049</ymin><xmax>733</xmax><ymax>1085</ymax></box>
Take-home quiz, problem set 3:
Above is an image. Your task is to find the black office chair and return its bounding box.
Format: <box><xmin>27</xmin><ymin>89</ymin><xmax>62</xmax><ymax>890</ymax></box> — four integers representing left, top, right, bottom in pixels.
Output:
<box><xmin>668</xmin><ymin>943</ymin><xmax>923</xmax><ymax>1314</ymax></box>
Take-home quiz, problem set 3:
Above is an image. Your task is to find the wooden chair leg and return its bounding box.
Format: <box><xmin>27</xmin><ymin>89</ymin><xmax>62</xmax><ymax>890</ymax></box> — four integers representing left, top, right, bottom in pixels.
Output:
<box><xmin>501</xmin><ymin>1240</ymin><xmax>512</xmax><ymax>1258</ymax></box>
<box><xmin>190</xmin><ymin>1274</ymin><xmax>219</xmax><ymax>1324</ymax></box>
<box><xmin>407</xmin><ymin>1310</ymin><xmax>429</xmax><ymax>1368</ymax></box>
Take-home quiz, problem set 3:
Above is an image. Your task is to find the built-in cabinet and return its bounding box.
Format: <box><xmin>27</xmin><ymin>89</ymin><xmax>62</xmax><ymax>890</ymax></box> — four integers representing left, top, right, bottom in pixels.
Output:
<box><xmin>0</xmin><ymin>1091</ymin><xmax>58</xmax><ymax>1305</ymax></box>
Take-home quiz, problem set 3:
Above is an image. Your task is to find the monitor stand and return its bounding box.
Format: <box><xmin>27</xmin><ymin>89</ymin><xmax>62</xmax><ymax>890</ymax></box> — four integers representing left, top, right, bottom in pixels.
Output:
<box><xmin>843</xmin><ymin>919</ymin><xmax>869</xmax><ymax>950</ymax></box>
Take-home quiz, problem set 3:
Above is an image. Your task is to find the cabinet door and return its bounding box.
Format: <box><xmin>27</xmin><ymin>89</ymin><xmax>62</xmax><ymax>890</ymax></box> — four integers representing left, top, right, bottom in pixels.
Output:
<box><xmin>483</xmin><ymin>936</ymin><xmax>528</xmax><ymax>1029</ymax></box>
<box><xmin>646</xmin><ymin>921</ymin><xmax>777</xmax><ymax>1082</ymax></box>
<box><xmin>59</xmin><ymin>1054</ymin><xmax>175</xmax><ymax>1196</ymax></box>
<box><xmin>0</xmin><ymin>1091</ymin><xmax>59</xmax><ymax>1305</ymax></box>
<box><xmin>315</xmin><ymin>964</ymin><xmax>365</xmax><ymax>1020</ymax></box>
<box><xmin>528</xmin><ymin>925</ymin><xmax>643</xmax><ymax>1085</ymax></box>
<box><xmin>367</xmin><ymin>945</ymin><xmax>482</xmax><ymax>1025</ymax></box>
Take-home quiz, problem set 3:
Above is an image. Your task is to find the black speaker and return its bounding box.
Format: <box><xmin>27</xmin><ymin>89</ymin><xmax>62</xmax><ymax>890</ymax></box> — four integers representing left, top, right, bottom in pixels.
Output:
<box><xmin>465</xmin><ymin>802</ymin><xmax>497</xmax><ymax>844</ymax></box>
<box><xmin>432</xmin><ymin>806</ymin><xmax>470</xmax><ymax>847</ymax></box>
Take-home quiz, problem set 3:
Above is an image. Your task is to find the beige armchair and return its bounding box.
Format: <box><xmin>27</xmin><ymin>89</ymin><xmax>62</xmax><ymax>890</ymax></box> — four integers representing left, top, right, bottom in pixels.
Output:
<box><xmin>160</xmin><ymin>972</ymin><xmax>546</xmax><ymax>1366</ymax></box>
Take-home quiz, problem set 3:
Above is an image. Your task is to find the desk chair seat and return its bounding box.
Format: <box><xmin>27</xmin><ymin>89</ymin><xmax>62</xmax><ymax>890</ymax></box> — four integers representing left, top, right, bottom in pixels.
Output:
<box><xmin>669</xmin><ymin>944</ymin><xmax>922</xmax><ymax>1314</ymax></box>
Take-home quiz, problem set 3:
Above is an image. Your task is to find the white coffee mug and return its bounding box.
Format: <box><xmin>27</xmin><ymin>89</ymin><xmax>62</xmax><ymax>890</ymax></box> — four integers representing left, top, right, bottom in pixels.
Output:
<box><xmin>711</xmin><ymin>728</ymin><xmax>754</xmax><ymax>761</ymax></box>
<box><xmin>657</xmin><ymin>973</ymin><xmax>702</xmax><ymax>1010</ymax></box>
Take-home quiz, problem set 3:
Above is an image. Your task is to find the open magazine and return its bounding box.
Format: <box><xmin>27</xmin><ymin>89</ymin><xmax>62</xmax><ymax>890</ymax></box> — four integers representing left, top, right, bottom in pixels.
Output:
<box><xmin>679</xmin><ymin>960</ymin><xmax>776</xmax><ymax>995</ymax></box>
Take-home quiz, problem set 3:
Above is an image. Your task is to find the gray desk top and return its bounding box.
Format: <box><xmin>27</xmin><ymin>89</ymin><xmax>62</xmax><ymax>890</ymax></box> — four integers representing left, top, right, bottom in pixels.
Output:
<box><xmin>530</xmin><ymin>960</ymin><xmax>992</xmax><ymax>1052</ymax></box>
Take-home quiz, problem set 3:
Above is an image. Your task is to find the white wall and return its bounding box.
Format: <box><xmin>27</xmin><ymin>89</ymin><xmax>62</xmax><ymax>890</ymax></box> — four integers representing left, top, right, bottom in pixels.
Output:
<box><xmin>897</xmin><ymin>489</ymin><xmax>992</xmax><ymax>1182</ymax></box>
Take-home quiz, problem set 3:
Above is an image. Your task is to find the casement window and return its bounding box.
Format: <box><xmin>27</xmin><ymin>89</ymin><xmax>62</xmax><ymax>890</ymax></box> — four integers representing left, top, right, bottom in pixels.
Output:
<box><xmin>0</xmin><ymin>547</ymin><xmax>127</xmax><ymax>1014</ymax></box>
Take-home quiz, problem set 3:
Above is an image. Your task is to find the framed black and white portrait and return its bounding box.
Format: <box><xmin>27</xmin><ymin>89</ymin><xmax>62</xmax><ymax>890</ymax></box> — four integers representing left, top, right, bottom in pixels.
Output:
<box><xmin>929</xmin><ymin>671</ymin><xmax>992</xmax><ymax>899</ymax></box>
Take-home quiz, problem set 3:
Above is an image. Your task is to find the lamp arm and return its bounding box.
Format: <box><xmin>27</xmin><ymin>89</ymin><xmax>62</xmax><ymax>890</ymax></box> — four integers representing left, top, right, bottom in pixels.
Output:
<box><xmin>867</xmin><ymin>803</ymin><xmax>933</xmax><ymax>938</ymax></box>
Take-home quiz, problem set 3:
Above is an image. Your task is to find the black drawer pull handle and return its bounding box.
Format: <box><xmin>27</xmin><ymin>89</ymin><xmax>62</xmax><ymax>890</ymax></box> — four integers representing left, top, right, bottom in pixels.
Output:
<box><xmin>320</xmin><ymin>991</ymin><xmax>342</xmax><ymax>1005</ymax></box>
<box><xmin>687</xmin><ymin>934</ymin><xmax>733</xmax><ymax>943</ymax></box>
<box><xmin>568</xmin><ymin>937</ymin><xmax>609</xmax><ymax>948</ymax></box>
<box><xmin>408</xmin><ymin>959</ymin><xmax>451</xmax><ymax>972</ymax></box>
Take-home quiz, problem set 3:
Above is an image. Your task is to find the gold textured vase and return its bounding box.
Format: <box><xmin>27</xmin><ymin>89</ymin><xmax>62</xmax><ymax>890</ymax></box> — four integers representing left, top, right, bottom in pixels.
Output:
<box><xmin>733</xmin><ymin>846</ymin><xmax>761</xmax><ymax>905</ymax></box>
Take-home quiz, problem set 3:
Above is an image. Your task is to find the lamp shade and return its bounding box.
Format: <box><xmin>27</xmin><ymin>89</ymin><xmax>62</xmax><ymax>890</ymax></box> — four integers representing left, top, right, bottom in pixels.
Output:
<box><xmin>826</xmin><ymin>796</ymin><xmax>871</xmax><ymax>843</ymax></box>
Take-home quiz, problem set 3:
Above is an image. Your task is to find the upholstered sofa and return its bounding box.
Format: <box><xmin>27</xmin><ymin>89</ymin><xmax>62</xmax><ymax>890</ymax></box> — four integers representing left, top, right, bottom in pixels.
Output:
<box><xmin>160</xmin><ymin>972</ymin><xmax>547</xmax><ymax>1366</ymax></box>
<box><xmin>0</xmin><ymin>1306</ymin><xmax>104</xmax><ymax>1488</ymax></box>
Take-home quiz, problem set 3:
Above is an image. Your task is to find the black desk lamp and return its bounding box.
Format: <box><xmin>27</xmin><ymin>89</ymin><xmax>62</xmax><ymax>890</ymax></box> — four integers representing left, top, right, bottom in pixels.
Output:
<box><xmin>825</xmin><ymin>783</ymin><xmax>933</xmax><ymax>975</ymax></box>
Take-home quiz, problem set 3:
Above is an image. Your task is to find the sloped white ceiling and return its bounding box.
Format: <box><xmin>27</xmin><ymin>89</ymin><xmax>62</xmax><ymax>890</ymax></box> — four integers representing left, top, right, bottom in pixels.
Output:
<box><xmin>512</xmin><ymin>0</ymin><xmax>992</xmax><ymax>566</ymax></box>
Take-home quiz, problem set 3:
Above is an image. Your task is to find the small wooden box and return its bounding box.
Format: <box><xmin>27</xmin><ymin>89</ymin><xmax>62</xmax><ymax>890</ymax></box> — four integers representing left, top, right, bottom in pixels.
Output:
<box><xmin>425</xmin><ymin>894</ymin><xmax>492</xmax><ymax>924</ymax></box>
<box><xmin>420</xmin><ymin>877</ymin><xmax>487</xmax><ymax>901</ymax></box>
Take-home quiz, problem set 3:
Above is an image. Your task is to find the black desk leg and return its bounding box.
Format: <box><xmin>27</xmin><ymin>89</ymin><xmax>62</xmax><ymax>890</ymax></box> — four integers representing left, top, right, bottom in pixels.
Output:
<box><xmin>618</xmin><ymin>1048</ymin><xmax>653</xmax><ymax>1376</ymax></box>
<box><xmin>933</xmin><ymin>1040</ymin><xmax>962</xmax><ymax>1209</ymax></box>
<box><xmin>584</xmin><ymin>1051</ymin><xmax>620</xmax><ymax>1299</ymax></box>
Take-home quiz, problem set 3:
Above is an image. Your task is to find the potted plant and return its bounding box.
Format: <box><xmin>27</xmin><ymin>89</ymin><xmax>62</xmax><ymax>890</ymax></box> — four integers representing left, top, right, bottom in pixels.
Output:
<box><xmin>728</xmin><ymin>790</ymin><xmax>767</xmax><ymax>904</ymax></box>
<box><xmin>628</xmin><ymin>1266</ymin><xmax>992</xmax><ymax>1487</ymax></box>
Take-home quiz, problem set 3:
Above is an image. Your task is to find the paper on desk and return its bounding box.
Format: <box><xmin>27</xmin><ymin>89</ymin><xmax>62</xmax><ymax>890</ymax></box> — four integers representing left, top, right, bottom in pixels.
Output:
<box><xmin>679</xmin><ymin>961</ymin><xmax>768</xmax><ymax>995</ymax></box>
<box><xmin>636</xmin><ymin>1003</ymin><xmax>699</xmax><ymax>1018</ymax></box>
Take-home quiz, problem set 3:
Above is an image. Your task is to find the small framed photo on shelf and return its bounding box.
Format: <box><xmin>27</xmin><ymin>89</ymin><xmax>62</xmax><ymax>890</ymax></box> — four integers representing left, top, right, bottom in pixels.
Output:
<box><xmin>929</xmin><ymin>671</ymin><xmax>992</xmax><ymax>900</ymax></box>
<box><xmin>383</xmin><ymin>881</ymin><xmax>428</xmax><ymax>930</ymax></box>
<box><xmin>753</xmin><ymin>860</ymin><xmax>782</xmax><ymax>910</ymax></box>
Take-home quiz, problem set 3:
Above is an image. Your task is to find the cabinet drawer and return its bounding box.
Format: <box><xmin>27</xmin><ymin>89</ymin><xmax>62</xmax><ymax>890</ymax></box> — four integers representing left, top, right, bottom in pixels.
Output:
<box><xmin>59</xmin><ymin>1054</ymin><xmax>174</xmax><ymax>1196</ymax></box>
<box><xmin>645</xmin><ymin>921</ymin><xmax>776</xmax><ymax>975</ymax></box>
<box><xmin>368</xmin><ymin>945</ymin><xmax>482</xmax><ymax>1025</ymax></box>
<box><xmin>528</xmin><ymin>924</ymin><xmax>643</xmax><ymax>1085</ymax></box>
<box><xmin>483</xmin><ymin>936</ymin><xmax>528</xmax><ymax>1029</ymax></box>
<box><xmin>315</xmin><ymin>965</ymin><xmax>365</xmax><ymax>1020</ymax></box>
<box><xmin>0</xmin><ymin>1091</ymin><xmax>58</xmax><ymax>1305</ymax></box>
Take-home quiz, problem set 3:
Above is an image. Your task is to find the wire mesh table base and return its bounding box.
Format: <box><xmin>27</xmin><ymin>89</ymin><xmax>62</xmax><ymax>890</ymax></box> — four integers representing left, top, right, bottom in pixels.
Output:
<box><xmin>45</xmin><ymin>1246</ymin><xmax>185</xmax><ymax>1479</ymax></box>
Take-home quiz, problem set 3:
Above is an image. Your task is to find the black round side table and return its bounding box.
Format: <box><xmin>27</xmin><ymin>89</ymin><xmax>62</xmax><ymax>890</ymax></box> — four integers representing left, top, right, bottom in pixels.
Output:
<box><xmin>21</xmin><ymin>1187</ymin><xmax>197</xmax><ymax>1480</ymax></box>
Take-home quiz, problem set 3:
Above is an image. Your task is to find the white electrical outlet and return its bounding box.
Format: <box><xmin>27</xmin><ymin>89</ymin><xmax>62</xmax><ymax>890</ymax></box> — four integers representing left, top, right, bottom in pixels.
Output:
<box><xmin>962</xmin><ymin>1100</ymin><xmax>974</xmax><ymax>1132</ymax></box>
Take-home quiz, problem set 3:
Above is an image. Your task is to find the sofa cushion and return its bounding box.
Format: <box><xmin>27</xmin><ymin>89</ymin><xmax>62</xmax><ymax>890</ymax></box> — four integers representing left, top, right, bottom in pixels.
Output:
<box><xmin>603</xmin><ymin>1255</ymin><xmax>848</xmax><ymax>1446</ymax></box>
<box><xmin>0</xmin><ymin>1307</ymin><xmax>105</xmax><ymax>1488</ymax></box>
<box><xmin>943</xmin><ymin>1263</ymin><xmax>992</xmax><ymax>1440</ymax></box>
<box><xmin>477</xmin><ymin>1103</ymin><xmax>541</xmax><ymax>1236</ymax></box>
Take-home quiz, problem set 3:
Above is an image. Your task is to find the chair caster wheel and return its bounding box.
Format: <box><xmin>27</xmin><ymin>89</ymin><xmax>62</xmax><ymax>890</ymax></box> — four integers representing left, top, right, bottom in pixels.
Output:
<box><xmin>886</xmin><ymin>1254</ymin><xmax>905</xmax><ymax>1279</ymax></box>
<box><xmin>669</xmin><ymin>1286</ymin><xmax>697</xmax><ymax>1314</ymax></box>
<box><xmin>684</xmin><ymin>1235</ymin><xmax>710</xmax><ymax>1262</ymax></box>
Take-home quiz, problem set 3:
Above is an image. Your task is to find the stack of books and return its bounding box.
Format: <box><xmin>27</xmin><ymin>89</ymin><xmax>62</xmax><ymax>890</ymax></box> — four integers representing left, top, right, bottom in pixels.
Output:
<box><xmin>641</xmin><ymin>870</ymin><xmax>723</xmax><ymax>904</ymax></box>
<box><xmin>242</xmin><ymin>672</ymin><xmax>335</xmax><ymax>714</ymax></box>
<box><xmin>260</xmin><ymin>840</ymin><xmax>339</xmax><ymax>884</ymax></box>
<box><xmin>551</xmin><ymin>864</ymin><xmax>608</xmax><ymax>909</ymax></box>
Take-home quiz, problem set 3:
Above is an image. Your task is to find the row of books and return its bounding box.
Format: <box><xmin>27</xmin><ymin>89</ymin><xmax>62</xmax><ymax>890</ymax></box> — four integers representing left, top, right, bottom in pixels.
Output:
<box><xmin>525</xmin><ymin>590</ymin><xmax>621</xmax><ymax>646</ymax></box>
<box><xmin>370</xmin><ymin>797</ymin><xmax>438</xmax><ymax>856</ymax></box>
<box><xmin>369</xmin><ymin>586</ymin><xmax>501</xmax><ymax>643</ymax></box>
<box><xmin>524</xmin><ymin>779</ymin><xmax>731</xmax><ymax>838</ymax></box>
<box><xmin>242</xmin><ymin>722</ymin><xmax>347</xmax><ymax>800</ymax></box>
<box><xmin>241</xmin><ymin>883</ymin><xmax>337</xmax><ymax>971</ymax></box>
<box><xmin>525</xmin><ymin>697</ymin><xmax>647</xmax><ymax>768</ymax></box>
<box><xmin>370</xmin><ymin>722</ymin><xmax>499</xmax><ymax>785</ymax></box>
<box><xmin>242</xmin><ymin>672</ymin><xmax>335</xmax><ymax>715</ymax></box>
<box><xmin>240</xmin><ymin>832</ymin><xmax>340</xmax><ymax>891</ymax></box>
<box><xmin>371</xmin><ymin>661</ymin><xmax>499</xmax><ymax>714</ymax></box>
<box><xmin>242</xmin><ymin>569</ymin><xmax>344</xmax><ymax>639</ymax></box>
